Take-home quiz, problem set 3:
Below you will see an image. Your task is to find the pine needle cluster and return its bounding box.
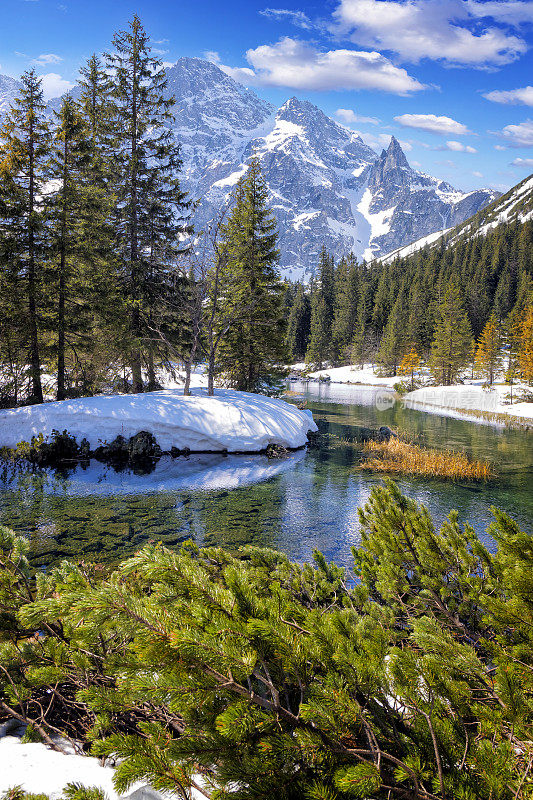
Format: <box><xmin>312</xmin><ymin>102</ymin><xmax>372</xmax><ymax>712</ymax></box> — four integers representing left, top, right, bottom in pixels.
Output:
<box><xmin>0</xmin><ymin>482</ymin><xmax>532</xmax><ymax>799</ymax></box>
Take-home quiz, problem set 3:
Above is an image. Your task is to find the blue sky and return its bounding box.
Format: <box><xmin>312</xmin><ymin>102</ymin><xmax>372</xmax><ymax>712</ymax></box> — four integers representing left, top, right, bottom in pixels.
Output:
<box><xmin>2</xmin><ymin>0</ymin><xmax>533</xmax><ymax>192</ymax></box>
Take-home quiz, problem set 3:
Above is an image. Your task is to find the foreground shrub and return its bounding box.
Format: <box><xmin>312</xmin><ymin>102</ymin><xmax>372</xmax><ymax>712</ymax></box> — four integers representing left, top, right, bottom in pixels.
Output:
<box><xmin>0</xmin><ymin>481</ymin><xmax>531</xmax><ymax>799</ymax></box>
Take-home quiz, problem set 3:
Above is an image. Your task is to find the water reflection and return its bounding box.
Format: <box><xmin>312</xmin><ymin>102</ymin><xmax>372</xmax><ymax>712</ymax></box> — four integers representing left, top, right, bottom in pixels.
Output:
<box><xmin>0</xmin><ymin>384</ymin><xmax>531</xmax><ymax>569</ymax></box>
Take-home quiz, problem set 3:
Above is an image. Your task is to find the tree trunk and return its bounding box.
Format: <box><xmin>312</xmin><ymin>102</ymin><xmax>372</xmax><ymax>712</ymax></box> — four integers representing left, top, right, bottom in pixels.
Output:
<box><xmin>208</xmin><ymin>347</ymin><xmax>215</xmax><ymax>396</ymax></box>
<box><xmin>131</xmin><ymin>351</ymin><xmax>143</xmax><ymax>393</ymax></box>
<box><xmin>183</xmin><ymin>362</ymin><xmax>192</xmax><ymax>396</ymax></box>
<box><xmin>146</xmin><ymin>348</ymin><xmax>157</xmax><ymax>392</ymax></box>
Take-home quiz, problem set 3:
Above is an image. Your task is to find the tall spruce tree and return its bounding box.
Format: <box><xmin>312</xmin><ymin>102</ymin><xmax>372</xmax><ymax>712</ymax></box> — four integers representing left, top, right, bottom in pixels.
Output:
<box><xmin>305</xmin><ymin>249</ymin><xmax>336</xmax><ymax>368</ymax></box>
<box><xmin>376</xmin><ymin>287</ymin><xmax>408</xmax><ymax>376</ymax></box>
<box><xmin>474</xmin><ymin>312</ymin><xmax>503</xmax><ymax>385</ymax></box>
<box><xmin>285</xmin><ymin>283</ymin><xmax>310</xmax><ymax>362</ymax></box>
<box><xmin>331</xmin><ymin>255</ymin><xmax>358</xmax><ymax>364</ymax></box>
<box><xmin>305</xmin><ymin>287</ymin><xmax>328</xmax><ymax>369</ymax></box>
<box><xmin>105</xmin><ymin>15</ymin><xmax>190</xmax><ymax>392</ymax></box>
<box><xmin>0</xmin><ymin>70</ymin><xmax>50</xmax><ymax>403</ymax></box>
<box><xmin>47</xmin><ymin>98</ymin><xmax>117</xmax><ymax>400</ymax></box>
<box><xmin>518</xmin><ymin>297</ymin><xmax>533</xmax><ymax>383</ymax></box>
<box><xmin>430</xmin><ymin>279</ymin><xmax>473</xmax><ymax>385</ymax></box>
<box><xmin>214</xmin><ymin>158</ymin><xmax>286</xmax><ymax>392</ymax></box>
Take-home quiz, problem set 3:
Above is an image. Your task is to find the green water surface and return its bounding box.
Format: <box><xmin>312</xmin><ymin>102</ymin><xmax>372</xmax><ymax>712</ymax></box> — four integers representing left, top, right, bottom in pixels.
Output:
<box><xmin>0</xmin><ymin>382</ymin><xmax>531</xmax><ymax>569</ymax></box>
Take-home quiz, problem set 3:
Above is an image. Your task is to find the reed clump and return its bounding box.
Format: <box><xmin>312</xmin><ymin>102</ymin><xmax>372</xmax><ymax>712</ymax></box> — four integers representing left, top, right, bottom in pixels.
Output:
<box><xmin>359</xmin><ymin>436</ymin><xmax>495</xmax><ymax>481</ymax></box>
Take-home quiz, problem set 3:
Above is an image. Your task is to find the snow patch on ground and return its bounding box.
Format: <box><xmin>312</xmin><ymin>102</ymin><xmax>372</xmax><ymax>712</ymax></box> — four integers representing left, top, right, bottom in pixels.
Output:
<box><xmin>0</xmin><ymin>736</ymin><xmax>205</xmax><ymax>800</ymax></box>
<box><xmin>0</xmin><ymin>388</ymin><xmax>317</xmax><ymax>453</ymax></box>
<box><xmin>379</xmin><ymin>226</ymin><xmax>452</xmax><ymax>263</ymax></box>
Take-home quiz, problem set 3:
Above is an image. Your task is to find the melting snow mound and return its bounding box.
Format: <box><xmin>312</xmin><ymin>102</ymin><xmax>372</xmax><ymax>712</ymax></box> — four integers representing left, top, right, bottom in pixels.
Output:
<box><xmin>0</xmin><ymin>388</ymin><xmax>317</xmax><ymax>453</ymax></box>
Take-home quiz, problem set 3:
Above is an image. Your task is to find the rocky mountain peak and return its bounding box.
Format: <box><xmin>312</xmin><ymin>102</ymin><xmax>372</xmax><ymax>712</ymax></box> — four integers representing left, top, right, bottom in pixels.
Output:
<box><xmin>167</xmin><ymin>57</ymin><xmax>274</xmax><ymax>121</ymax></box>
<box><xmin>0</xmin><ymin>60</ymin><xmax>500</xmax><ymax>280</ymax></box>
<box><xmin>386</xmin><ymin>136</ymin><xmax>410</xmax><ymax>169</ymax></box>
<box><xmin>366</xmin><ymin>135</ymin><xmax>415</xmax><ymax>193</ymax></box>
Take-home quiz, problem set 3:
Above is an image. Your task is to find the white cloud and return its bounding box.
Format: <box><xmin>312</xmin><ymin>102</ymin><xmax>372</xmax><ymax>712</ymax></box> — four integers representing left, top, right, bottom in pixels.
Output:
<box><xmin>335</xmin><ymin>108</ymin><xmax>380</xmax><ymax>125</ymax></box>
<box><xmin>483</xmin><ymin>86</ymin><xmax>533</xmax><ymax>106</ymax></box>
<box><xmin>472</xmin><ymin>170</ymin><xmax>484</xmax><ymax>177</ymax></box>
<box><xmin>494</xmin><ymin>144</ymin><xmax>507</xmax><ymax>150</ymax></box>
<box><xmin>259</xmin><ymin>8</ymin><xmax>313</xmax><ymax>29</ymax></box>
<box><xmin>152</xmin><ymin>48</ymin><xmax>169</xmax><ymax>56</ymax></box>
<box><xmin>38</xmin><ymin>72</ymin><xmax>74</xmax><ymax>100</ymax></box>
<box><xmin>332</xmin><ymin>0</ymin><xmax>527</xmax><ymax>67</ymax></box>
<box><xmin>357</xmin><ymin>130</ymin><xmax>413</xmax><ymax>151</ymax></box>
<box><xmin>31</xmin><ymin>53</ymin><xmax>62</xmax><ymax>66</ymax></box>
<box><xmin>217</xmin><ymin>37</ymin><xmax>425</xmax><ymax>94</ymax></box>
<box><xmin>510</xmin><ymin>156</ymin><xmax>533</xmax><ymax>167</ymax></box>
<box><xmin>466</xmin><ymin>1</ymin><xmax>533</xmax><ymax>26</ymax></box>
<box><xmin>434</xmin><ymin>140</ymin><xmax>477</xmax><ymax>152</ymax></box>
<box><xmin>496</xmin><ymin>119</ymin><xmax>533</xmax><ymax>148</ymax></box>
<box><xmin>394</xmin><ymin>113</ymin><xmax>470</xmax><ymax>135</ymax></box>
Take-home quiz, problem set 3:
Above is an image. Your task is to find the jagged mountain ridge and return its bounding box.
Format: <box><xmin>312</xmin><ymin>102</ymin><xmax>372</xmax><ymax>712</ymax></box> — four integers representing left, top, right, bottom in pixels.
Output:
<box><xmin>0</xmin><ymin>57</ymin><xmax>500</xmax><ymax>280</ymax></box>
<box><xmin>380</xmin><ymin>173</ymin><xmax>533</xmax><ymax>263</ymax></box>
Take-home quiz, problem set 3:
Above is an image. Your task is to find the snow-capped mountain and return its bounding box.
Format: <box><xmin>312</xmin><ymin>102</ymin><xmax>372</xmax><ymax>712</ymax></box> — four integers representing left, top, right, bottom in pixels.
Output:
<box><xmin>0</xmin><ymin>58</ymin><xmax>500</xmax><ymax>280</ymax></box>
<box><xmin>380</xmin><ymin>173</ymin><xmax>533</xmax><ymax>264</ymax></box>
<box><xmin>163</xmin><ymin>58</ymin><xmax>499</xmax><ymax>280</ymax></box>
<box><xmin>0</xmin><ymin>74</ymin><xmax>21</xmax><ymax>117</ymax></box>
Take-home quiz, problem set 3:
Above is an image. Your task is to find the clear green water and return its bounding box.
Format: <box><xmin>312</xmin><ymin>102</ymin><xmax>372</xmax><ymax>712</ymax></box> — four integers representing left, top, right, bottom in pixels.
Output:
<box><xmin>0</xmin><ymin>383</ymin><xmax>531</xmax><ymax>569</ymax></box>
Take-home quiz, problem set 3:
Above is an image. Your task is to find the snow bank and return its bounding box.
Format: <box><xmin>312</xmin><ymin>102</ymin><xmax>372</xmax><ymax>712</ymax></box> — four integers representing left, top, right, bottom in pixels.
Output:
<box><xmin>0</xmin><ymin>388</ymin><xmax>317</xmax><ymax>453</ymax></box>
<box><xmin>0</xmin><ymin>736</ymin><xmax>128</xmax><ymax>799</ymax></box>
<box><xmin>304</xmin><ymin>365</ymin><xmax>398</xmax><ymax>387</ymax></box>
<box><xmin>0</xmin><ymin>736</ymin><xmax>202</xmax><ymax>800</ymax></box>
<box><xmin>405</xmin><ymin>384</ymin><xmax>533</xmax><ymax>424</ymax></box>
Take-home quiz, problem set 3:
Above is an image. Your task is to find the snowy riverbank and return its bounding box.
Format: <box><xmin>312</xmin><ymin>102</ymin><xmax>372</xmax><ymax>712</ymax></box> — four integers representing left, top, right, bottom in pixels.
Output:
<box><xmin>0</xmin><ymin>388</ymin><xmax>317</xmax><ymax>453</ymax></box>
<box><xmin>291</xmin><ymin>365</ymin><xmax>533</xmax><ymax>424</ymax></box>
<box><xmin>404</xmin><ymin>384</ymin><xmax>533</xmax><ymax>425</ymax></box>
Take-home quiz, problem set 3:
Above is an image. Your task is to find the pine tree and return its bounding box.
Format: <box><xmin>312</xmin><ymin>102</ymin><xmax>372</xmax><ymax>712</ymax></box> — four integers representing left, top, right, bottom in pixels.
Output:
<box><xmin>305</xmin><ymin>250</ymin><xmax>336</xmax><ymax>368</ymax></box>
<box><xmin>2</xmin><ymin>484</ymin><xmax>533</xmax><ymax>800</ymax></box>
<box><xmin>331</xmin><ymin>255</ymin><xmax>358</xmax><ymax>364</ymax></box>
<box><xmin>518</xmin><ymin>297</ymin><xmax>533</xmax><ymax>383</ymax></box>
<box><xmin>0</xmin><ymin>70</ymin><xmax>50</xmax><ymax>403</ymax></box>
<box><xmin>473</xmin><ymin>313</ymin><xmax>503</xmax><ymax>385</ymax></box>
<box><xmin>214</xmin><ymin>158</ymin><xmax>286</xmax><ymax>392</ymax></box>
<box><xmin>285</xmin><ymin>283</ymin><xmax>310</xmax><ymax>362</ymax></box>
<box><xmin>430</xmin><ymin>280</ymin><xmax>473</xmax><ymax>385</ymax></box>
<box><xmin>305</xmin><ymin>288</ymin><xmax>328</xmax><ymax>369</ymax></box>
<box><xmin>376</xmin><ymin>288</ymin><xmax>408</xmax><ymax>376</ymax></box>
<box><xmin>47</xmin><ymin>98</ymin><xmax>106</xmax><ymax>399</ymax></box>
<box><xmin>351</xmin><ymin>279</ymin><xmax>375</xmax><ymax>368</ymax></box>
<box><xmin>105</xmin><ymin>15</ymin><xmax>191</xmax><ymax>392</ymax></box>
<box><xmin>78</xmin><ymin>54</ymin><xmax>111</xmax><ymax>149</ymax></box>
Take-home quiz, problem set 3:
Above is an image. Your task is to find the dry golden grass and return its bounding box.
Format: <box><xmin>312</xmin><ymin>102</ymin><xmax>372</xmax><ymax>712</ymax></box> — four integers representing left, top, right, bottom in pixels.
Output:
<box><xmin>359</xmin><ymin>436</ymin><xmax>495</xmax><ymax>481</ymax></box>
<box><xmin>454</xmin><ymin>407</ymin><xmax>531</xmax><ymax>429</ymax></box>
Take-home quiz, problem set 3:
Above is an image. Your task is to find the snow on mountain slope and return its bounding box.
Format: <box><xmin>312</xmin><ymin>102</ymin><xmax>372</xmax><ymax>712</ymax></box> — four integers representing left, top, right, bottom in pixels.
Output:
<box><xmin>0</xmin><ymin>74</ymin><xmax>21</xmax><ymax>117</ymax></box>
<box><xmin>0</xmin><ymin>58</ymin><xmax>500</xmax><ymax>280</ymax></box>
<box><xmin>380</xmin><ymin>173</ymin><xmax>533</xmax><ymax>264</ymax></box>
